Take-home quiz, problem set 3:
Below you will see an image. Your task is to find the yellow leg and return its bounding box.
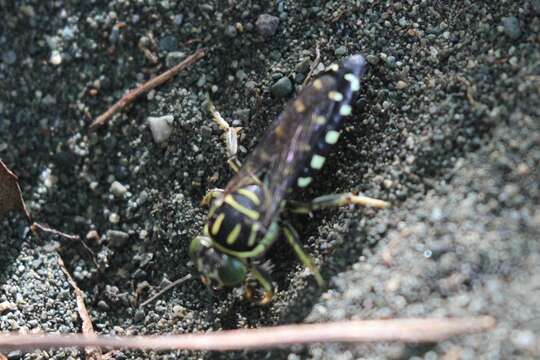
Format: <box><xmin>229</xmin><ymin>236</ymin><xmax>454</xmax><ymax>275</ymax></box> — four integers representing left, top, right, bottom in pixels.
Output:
<box><xmin>207</xmin><ymin>94</ymin><xmax>242</xmax><ymax>172</ymax></box>
<box><xmin>288</xmin><ymin>192</ymin><xmax>389</xmax><ymax>214</ymax></box>
<box><xmin>201</xmin><ymin>188</ymin><xmax>224</xmax><ymax>206</ymax></box>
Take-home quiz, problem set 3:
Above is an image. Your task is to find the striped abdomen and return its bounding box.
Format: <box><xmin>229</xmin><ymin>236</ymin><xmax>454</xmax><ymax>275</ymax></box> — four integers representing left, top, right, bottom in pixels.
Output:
<box><xmin>293</xmin><ymin>55</ymin><xmax>366</xmax><ymax>190</ymax></box>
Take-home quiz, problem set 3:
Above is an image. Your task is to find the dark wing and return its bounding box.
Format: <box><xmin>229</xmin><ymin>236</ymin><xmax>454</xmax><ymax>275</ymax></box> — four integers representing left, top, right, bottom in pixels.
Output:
<box><xmin>224</xmin><ymin>55</ymin><xmax>368</xmax><ymax>227</ymax></box>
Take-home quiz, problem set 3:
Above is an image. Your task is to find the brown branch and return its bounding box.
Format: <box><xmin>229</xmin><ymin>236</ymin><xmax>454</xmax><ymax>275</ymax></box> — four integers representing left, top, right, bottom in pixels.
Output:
<box><xmin>58</xmin><ymin>256</ymin><xmax>102</xmax><ymax>360</ymax></box>
<box><xmin>0</xmin><ymin>316</ymin><xmax>495</xmax><ymax>352</ymax></box>
<box><xmin>89</xmin><ymin>48</ymin><xmax>205</xmax><ymax>131</ymax></box>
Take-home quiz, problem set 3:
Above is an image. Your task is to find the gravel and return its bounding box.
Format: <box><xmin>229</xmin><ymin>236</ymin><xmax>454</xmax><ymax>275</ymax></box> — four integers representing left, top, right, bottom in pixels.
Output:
<box><xmin>1</xmin><ymin>50</ymin><xmax>16</xmax><ymax>65</ymax></box>
<box><xmin>1</xmin><ymin>1</ymin><xmax>539</xmax><ymax>359</ymax></box>
<box><xmin>147</xmin><ymin>115</ymin><xmax>174</xmax><ymax>144</ymax></box>
<box><xmin>270</xmin><ymin>76</ymin><xmax>294</xmax><ymax>98</ymax></box>
<box><xmin>256</xmin><ymin>13</ymin><xmax>280</xmax><ymax>37</ymax></box>
<box><xmin>502</xmin><ymin>16</ymin><xmax>522</xmax><ymax>39</ymax></box>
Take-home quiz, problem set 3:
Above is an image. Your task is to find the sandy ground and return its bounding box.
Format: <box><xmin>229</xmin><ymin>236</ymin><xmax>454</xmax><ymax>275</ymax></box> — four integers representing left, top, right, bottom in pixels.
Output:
<box><xmin>1</xmin><ymin>1</ymin><xmax>539</xmax><ymax>359</ymax></box>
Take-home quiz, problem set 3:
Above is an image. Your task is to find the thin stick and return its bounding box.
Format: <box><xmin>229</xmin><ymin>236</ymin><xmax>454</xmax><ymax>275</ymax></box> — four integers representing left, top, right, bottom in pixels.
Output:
<box><xmin>0</xmin><ymin>316</ymin><xmax>495</xmax><ymax>352</ymax></box>
<box><xmin>58</xmin><ymin>256</ymin><xmax>102</xmax><ymax>360</ymax></box>
<box><xmin>89</xmin><ymin>48</ymin><xmax>205</xmax><ymax>131</ymax></box>
<box><xmin>31</xmin><ymin>222</ymin><xmax>80</xmax><ymax>241</ymax></box>
<box><xmin>302</xmin><ymin>44</ymin><xmax>321</xmax><ymax>87</ymax></box>
<box><xmin>140</xmin><ymin>274</ymin><xmax>192</xmax><ymax>307</ymax></box>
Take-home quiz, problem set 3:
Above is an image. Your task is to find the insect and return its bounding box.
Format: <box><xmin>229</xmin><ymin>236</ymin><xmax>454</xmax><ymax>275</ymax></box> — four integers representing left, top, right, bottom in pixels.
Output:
<box><xmin>189</xmin><ymin>54</ymin><xmax>388</xmax><ymax>304</ymax></box>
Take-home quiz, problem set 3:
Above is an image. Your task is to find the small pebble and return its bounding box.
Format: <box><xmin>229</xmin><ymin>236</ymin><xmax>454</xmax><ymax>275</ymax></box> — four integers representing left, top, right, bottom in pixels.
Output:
<box><xmin>366</xmin><ymin>54</ymin><xmax>379</xmax><ymax>65</ymax></box>
<box><xmin>19</xmin><ymin>4</ymin><xmax>35</xmax><ymax>17</ymax></box>
<box><xmin>2</xmin><ymin>50</ymin><xmax>17</xmax><ymax>65</ymax></box>
<box><xmin>236</xmin><ymin>69</ymin><xmax>247</xmax><ymax>81</ymax></box>
<box><xmin>270</xmin><ymin>77</ymin><xmax>293</xmax><ymax>98</ymax></box>
<box><xmin>109</xmin><ymin>26</ymin><xmax>120</xmax><ymax>44</ymax></box>
<box><xmin>109</xmin><ymin>213</ymin><xmax>120</xmax><ymax>224</ymax></box>
<box><xmin>196</xmin><ymin>74</ymin><xmax>207</xmax><ymax>87</ymax></box>
<box><xmin>159</xmin><ymin>35</ymin><xmax>178</xmax><ymax>52</ymax></box>
<box><xmin>224</xmin><ymin>25</ymin><xmax>237</xmax><ymax>38</ymax></box>
<box><xmin>7</xmin><ymin>350</ymin><xmax>22</xmax><ymax>360</ymax></box>
<box><xmin>398</xmin><ymin>17</ymin><xmax>409</xmax><ymax>28</ymax></box>
<box><xmin>134</xmin><ymin>308</ymin><xmax>145</xmax><ymax>322</ymax></box>
<box><xmin>110</xmin><ymin>181</ymin><xmax>128</xmax><ymax>197</ymax></box>
<box><xmin>165</xmin><ymin>51</ymin><xmax>186</xmax><ymax>67</ymax></box>
<box><xmin>147</xmin><ymin>115</ymin><xmax>174</xmax><ymax>144</ymax></box>
<box><xmin>502</xmin><ymin>16</ymin><xmax>521</xmax><ymax>40</ymax></box>
<box><xmin>396</xmin><ymin>80</ymin><xmax>408</xmax><ymax>89</ymax></box>
<box><xmin>86</xmin><ymin>230</ymin><xmax>100</xmax><ymax>241</ymax></box>
<box><xmin>97</xmin><ymin>300</ymin><xmax>110</xmax><ymax>311</ymax></box>
<box><xmin>256</xmin><ymin>14</ymin><xmax>279</xmax><ymax>37</ymax></box>
<box><xmin>174</xmin><ymin>14</ymin><xmax>184</xmax><ymax>26</ymax></box>
<box><xmin>50</xmin><ymin>50</ymin><xmax>62</xmax><ymax>65</ymax></box>
<box><xmin>106</xmin><ymin>230</ymin><xmax>129</xmax><ymax>247</ymax></box>
<box><xmin>510</xmin><ymin>330</ymin><xmax>536</xmax><ymax>351</ymax></box>
<box><xmin>334</xmin><ymin>46</ymin><xmax>347</xmax><ymax>56</ymax></box>
<box><xmin>295</xmin><ymin>58</ymin><xmax>311</xmax><ymax>74</ymax></box>
<box><xmin>62</xmin><ymin>26</ymin><xmax>75</xmax><ymax>40</ymax></box>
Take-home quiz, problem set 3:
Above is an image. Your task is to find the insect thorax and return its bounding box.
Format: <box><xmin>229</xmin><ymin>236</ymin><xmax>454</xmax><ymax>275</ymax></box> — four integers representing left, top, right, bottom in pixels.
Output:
<box><xmin>207</xmin><ymin>184</ymin><xmax>269</xmax><ymax>252</ymax></box>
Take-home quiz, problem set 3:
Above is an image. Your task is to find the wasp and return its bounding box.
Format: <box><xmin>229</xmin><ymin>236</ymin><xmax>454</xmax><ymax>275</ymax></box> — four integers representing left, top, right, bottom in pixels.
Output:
<box><xmin>189</xmin><ymin>55</ymin><xmax>388</xmax><ymax>304</ymax></box>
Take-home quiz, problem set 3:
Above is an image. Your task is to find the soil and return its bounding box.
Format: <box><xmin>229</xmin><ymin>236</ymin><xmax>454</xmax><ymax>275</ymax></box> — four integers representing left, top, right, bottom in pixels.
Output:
<box><xmin>1</xmin><ymin>1</ymin><xmax>539</xmax><ymax>359</ymax></box>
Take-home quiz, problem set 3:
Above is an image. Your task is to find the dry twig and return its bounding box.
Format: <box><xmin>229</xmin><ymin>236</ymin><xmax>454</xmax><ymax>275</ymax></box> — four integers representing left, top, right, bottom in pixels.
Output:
<box><xmin>302</xmin><ymin>44</ymin><xmax>321</xmax><ymax>87</ymax></box>
<box><xmin>58</xmin><ymin>256</ymin><xmax>102</xmax><ymax>360</ymax></box>
<box><xmin>456</xmin><ymin>76</ymin><xmax>481</xmax><ymax>108</ymax></box>
<box><xmin>31</xmin><ymin>222</ymin><xmax>80</xmax><ymax>241</ymax></box>
<box><xmin>140</xmin><ymin>274</ymin><xmax>192</xmax><ymax>307</ymax></box>
<box><xmin>89</xmin><ymin>48</ymin><xmax>205</xmax><ymax>131</ymax></box>
<box><xmin>0</xmin><ymin>316</ymin><xmax>495</xmax><ymax>352</ymax></box>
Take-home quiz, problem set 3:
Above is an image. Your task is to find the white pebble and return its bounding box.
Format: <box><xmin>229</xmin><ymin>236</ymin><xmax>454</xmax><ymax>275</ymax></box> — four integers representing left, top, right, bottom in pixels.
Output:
<box><xmin>147</xmin><ymin>115</ymin><xmax>174</xmax><ymax>143</ymax></box>
<box><xmin>50</xmin><ymin>50</ymin><xmax>62</xmax><ymax>65</ymax></box>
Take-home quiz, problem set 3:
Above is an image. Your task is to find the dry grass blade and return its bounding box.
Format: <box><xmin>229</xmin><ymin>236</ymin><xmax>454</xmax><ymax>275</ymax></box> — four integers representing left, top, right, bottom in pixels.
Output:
<box><xmin>89</xmin><ymin>48</ymin><xmax>205</xmax><ymax>131</ymax></box>
<box><xmin>140</xmin><ymin>274</ymin><xmax>192</xmax><ymax>307</ymax></box>
<box><xmin>58</xmin><ymin>256</ymin><xmax>102</xmax><ymax>360</ymax></box>
<box><xmin>0</xmin><ymin>159</ymin><xmax>32</xmax><ymax>223</ymax></box>
<box><xmin>0</xmin><ymin>316</ymin><xmax>495</xmax><ymax>352</ymax></box>
<box><xmin>31</xmin><ymin>222</ymin><xmax>80</xmax><ymax>241</ymax></box>
<box><xmin>302</xmin><ymin>44</ymin><xmax>321</xmax><ymax>87</ymax></box>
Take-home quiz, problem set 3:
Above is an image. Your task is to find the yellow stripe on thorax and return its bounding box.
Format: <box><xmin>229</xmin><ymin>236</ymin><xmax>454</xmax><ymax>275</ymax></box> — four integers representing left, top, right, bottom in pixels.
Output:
<box><xmin>210</xmin><ymin>212</ymin><xmax>225</xmax><ymax>236</ymax></box>
<box><xmin>247</xmin><ymin>223</ymin><xmax>260</xmax><ymax>247</ymax></box>
<box><xmin>237</xmin><ymin>188</ymin><xmax>261</xmax><ymax>206</ymax></box>
<box><xmin>224</xmin><ymin>194</ymin><xmax>260</xmax><ymax>220</ymax></box>
<box><xmin>226</xmin><ymin>223</ymin><xmax>242</xmax><ymax>245</ymax></box>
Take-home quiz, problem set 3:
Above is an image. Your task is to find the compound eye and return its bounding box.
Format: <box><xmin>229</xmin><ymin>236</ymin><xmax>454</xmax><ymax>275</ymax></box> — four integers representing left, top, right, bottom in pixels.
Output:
<box><xmin>189</xmin><ymin>236</ymin><xmax>211</xmax><ymax>263</ymax></box>
<box><xmin>217</xmin><ymin>255</ymin><xmax>247</xmax><ymax>286</ymax></box>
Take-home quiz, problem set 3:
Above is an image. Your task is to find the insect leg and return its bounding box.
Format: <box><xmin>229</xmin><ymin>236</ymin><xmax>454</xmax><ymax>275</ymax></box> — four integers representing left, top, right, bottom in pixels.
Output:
<box><xmin>207</xmin><ymin>95</ymin><xmax>243</xmax><ymax>172</ymax></box>
<box><xmin>244</xmin><ymin>263</ymin><xmax>274</xmax><ymax>305</ymax></box>
<box><xmin>200</xmin><ymin>188</ymin><xmax>224</xmax><ymax>206</ymax></box>
<box><xmin>287</xmin><ymin>193</ymin><xmax>389</xmax><ymax>214</ymax></box>
<box><xmin>282</xmin><ymin>222</ymin><xmax>325</xmax><ymax>288</ymax></box>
